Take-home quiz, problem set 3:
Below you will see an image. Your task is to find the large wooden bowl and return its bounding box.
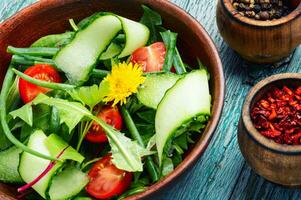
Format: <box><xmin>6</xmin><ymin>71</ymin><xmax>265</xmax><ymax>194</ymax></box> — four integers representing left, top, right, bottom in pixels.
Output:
<box><xmin>216</xmin><ymin>0</ymin><xmax>301</xmax><ymax>64</ymax></box>
<box><xmin>238</xmin><ymin>73</ymin><xmax>301</xmax><ymax>187</ymax></box>
<box><xmin>0</xmin><ymin>0</ymin><xmax>225</xmax><ymax>199</ymax></box>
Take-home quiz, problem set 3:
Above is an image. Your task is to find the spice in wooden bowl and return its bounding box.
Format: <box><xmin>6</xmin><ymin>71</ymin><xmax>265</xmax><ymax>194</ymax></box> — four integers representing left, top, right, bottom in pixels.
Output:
<box><xmin>251</xmin><ymin>85</ymin><xmax>301</xmax><ymax>145</ymax></box>
<box><xmin>232</xmin><ymin>0</ymin><xmax>292</xmax><ymax>20</ymax></box>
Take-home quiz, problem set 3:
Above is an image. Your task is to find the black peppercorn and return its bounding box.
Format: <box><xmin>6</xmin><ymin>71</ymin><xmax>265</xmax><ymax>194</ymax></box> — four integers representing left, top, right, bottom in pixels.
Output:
<box><xmin>232</xmin><ymin>0</ymin><xmax>292</xmax><ymax>20</ymax></box>
<box><xmin>259</xmin><ymin>11</ymin><xmax>270</xmax><ymax>20</ymax></box>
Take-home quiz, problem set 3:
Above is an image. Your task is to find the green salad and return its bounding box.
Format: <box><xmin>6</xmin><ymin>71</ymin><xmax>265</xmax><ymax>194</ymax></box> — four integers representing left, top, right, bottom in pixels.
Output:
<box><xmin>0</xmin><ymin>6</ymin><xmax>211</xmax><ymax>200</ymax></box>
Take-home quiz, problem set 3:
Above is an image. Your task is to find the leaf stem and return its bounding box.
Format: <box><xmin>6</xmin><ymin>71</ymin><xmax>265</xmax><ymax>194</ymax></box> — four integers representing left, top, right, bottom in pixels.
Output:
<box><xmin>7</xmin><ymin>46</ymin><xmax>59</xmax><ymax>57</ymax></box>
<box><xmin>0</xmin><ymin>66</ymin><xmax>56</xmax><ymax>161</ymax></box>
<box><xmin>12</xmin><ymin>68</ymin><xmax>76</xmax><ymax>91</ymax></box>
<box><xmin>81</xmin><ymin>157</ymin><xmax>102</xmax><ymax>171</ymax></box>
<box><xmin>120</xmin><ymin>106</ymin><xmax>159</xmax><ymax>182</ymax></box>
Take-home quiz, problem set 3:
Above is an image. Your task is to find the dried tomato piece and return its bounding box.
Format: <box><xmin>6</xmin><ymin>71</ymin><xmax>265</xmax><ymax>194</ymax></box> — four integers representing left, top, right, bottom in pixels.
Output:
<box><xmin>251</xmin><ymin>85</ymin><xmax>301</xmax><ymax>145</ymax></box>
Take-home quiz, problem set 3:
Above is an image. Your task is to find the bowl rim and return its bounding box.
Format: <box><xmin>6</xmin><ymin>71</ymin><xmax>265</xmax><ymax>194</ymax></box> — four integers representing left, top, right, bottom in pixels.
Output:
<box><xmin>0</xmin><ymin>0</ymin><xmax>225</xmax><ymax>199</ymax></box>
<box><xmin>221</xmin><ymin>0</ymin><xmax>301</xmax><ymax>28</ymax></box>
<box><xmin>242</xmin><ymin>73</ymin><xmax>301</xmax><ymax>155</ymax></box>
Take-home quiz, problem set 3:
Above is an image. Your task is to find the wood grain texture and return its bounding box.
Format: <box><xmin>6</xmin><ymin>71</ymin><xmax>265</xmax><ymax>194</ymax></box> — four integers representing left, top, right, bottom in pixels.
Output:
<box><xmin>0</xmin><ymin>0</ymin><xmax>301</xmax><ymax>199</ymax></box>
<box><xmin>216</xmin><ymin>0</ymin><xmax>301</xmax><ymax>63</ymax></box>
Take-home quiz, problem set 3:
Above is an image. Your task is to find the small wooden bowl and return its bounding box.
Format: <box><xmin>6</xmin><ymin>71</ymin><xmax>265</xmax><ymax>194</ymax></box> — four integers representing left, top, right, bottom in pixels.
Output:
<box><xmin>0</xmin><ymin>0</ymin><xmax>225</xmax><ymax>199</ymax></box>
<box><xmin>216</xmin><ymin>0</ymin><xmax>301</xmax><ymax>64</ymax></box>
<box><xmin>238</xmin><ymin>73</ymin><xmax>301</xmax><ymax>187</ymax></box>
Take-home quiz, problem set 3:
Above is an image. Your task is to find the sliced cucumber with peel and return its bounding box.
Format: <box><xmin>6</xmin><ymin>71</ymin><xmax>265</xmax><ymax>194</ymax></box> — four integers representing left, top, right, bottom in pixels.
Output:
<box><xmin>54</xmin><ymin>14</ymin><xmax>149</xmax><ymax>85</ymax></box>
<box><xmin>117</xmin><ymin>16</ymin><xmax>150</xmax><ymax>58</ymax></box>
<box><xmin>137</xmin><ymin>73</ymin><xmax>182</xmax><ymax>109</ymax></box>
<box><xmin>46</xmin><ymin>166</ymin><xmax>89</xmax><ymax>200</ymax></box>
<box><xmin>18</xmin><ymin>130</ymin><xmax>85</xmax><ymax>198</ymax></box>
<box><xmin>155</xmin><ymin>70</ymin><xmax>211</xmax><ymax>164</ymax></box>
<box><xmin>0</xmin><ymin>146</ymin><xmax>23</xmax><ymax>183</ymax></box>
<box><xmin>45</xmin><ymin>134</ymin><xmax>84</xmax><ymax>163</ymax></box>
<box><xmin>19</xmin><ymin>130</ymin><xmax>63</xmax><ymax>198</ymax></box>
<box><xmin>54</xmin><ymin>15</ymin><xmax>122</xmax><ymax>85</ymax></box>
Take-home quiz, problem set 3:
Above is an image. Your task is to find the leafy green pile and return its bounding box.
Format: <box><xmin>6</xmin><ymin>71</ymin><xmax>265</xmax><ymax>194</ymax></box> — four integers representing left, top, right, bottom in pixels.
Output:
<box><xmin>0</xmin><ymin>5</ymin><xmax>211</xmax><ymax>200</ymax></box>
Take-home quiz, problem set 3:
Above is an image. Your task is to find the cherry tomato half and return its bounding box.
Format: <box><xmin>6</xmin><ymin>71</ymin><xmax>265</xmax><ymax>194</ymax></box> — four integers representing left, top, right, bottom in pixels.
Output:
<box><xmin>18</xmin><ymin>64</ymin><xmax>62</xmax><ymax>103</ymax></box>
<box><xmin>86</xmin><ymin>154</ymin><xmax>132</xmax><ymax>199</ymax></box>
<box><xmin>130</xmin><ymin>42</ymin><xmax>166</xmax><ymax>72</ymax></box>
<box><xmin>85</xmin><ymin>106</ymin><xmax>123</xmax><ymax>143</ymax></box>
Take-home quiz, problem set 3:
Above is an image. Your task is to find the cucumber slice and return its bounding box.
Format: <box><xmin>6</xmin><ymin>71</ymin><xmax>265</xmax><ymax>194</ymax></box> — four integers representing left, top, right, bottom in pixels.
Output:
<box><xmin>45</xmin><ymin>134</ymin><xmax>84</xmax><ymax>163</ymax></box>
<box><xmin>118</xmin><ymin>16</ymin><xmax>150</xmax><ymax>58</ymax></box>
<box><xmin>0</xmin><ymin>146</ymin><xmax>23</xmax><ymax>183</ymax></box>
<box><xmin>47</xmin><ymin>166</ymin><xmax>89</xmax><ymax>200</ymax></box>
<box><xmin>137</xmin><ymin>73</ymin><xmax>182</xmax><ymax>109</ymax></box>
<box><xmin>54</xmin><ymin>15</ymin><xmax>122</xmax><ymax>85</ymax></box>
<box><xmin>19</xmin><ymin>130</ymin><xmax>63</xmax><ymax>198</ymax></box>
<box><xmin>155</xmin><ymin>70</ymin><xmax>211</xmax><ymax>164</ymax></box>
<box><xmin>99</xmin><ymin>42</ymin><xmax>122</xmax><ymax>60</ymax></box>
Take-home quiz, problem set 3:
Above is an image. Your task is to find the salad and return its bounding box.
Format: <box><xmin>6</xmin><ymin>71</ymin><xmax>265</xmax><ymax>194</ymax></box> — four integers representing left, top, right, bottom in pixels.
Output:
<box><xmin>0</xmin><ymin>6</ymin><xmax>211</xmax><ymax>200</ymax></box>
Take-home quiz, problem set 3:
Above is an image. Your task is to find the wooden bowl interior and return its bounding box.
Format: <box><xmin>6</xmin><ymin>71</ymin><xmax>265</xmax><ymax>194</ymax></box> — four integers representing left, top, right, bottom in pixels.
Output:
<box><xmin>0</xmin><ymin>0</ymin><xmax>224</xmax><ymax>199</ymax></box>
<box><xmin>250</xmin><ymin>79</ymin><xmax>301</xmax><ymax>110</ymax></box>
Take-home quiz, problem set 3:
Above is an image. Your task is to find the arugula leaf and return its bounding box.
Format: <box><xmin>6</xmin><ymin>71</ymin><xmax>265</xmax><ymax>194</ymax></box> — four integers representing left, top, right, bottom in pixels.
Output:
<box><xmin>146</xmin><ymin>134</ymin><xmax>156</xmax><ymax>151</ymax></box>
<box><xmin>11</xmin><ymin>94</ymin><xmax>151</xmax><ymax>172</ymax></box>
<box><xmin>0</xmin><ymin>125</ymin><xmax>12</xmax><ymax>150</ymax></box>
<box><xmin>140</xmin><ymin>5</ymin><xmax>162</xmax><ymax>44</ymax></box>
<box><xmin>108</xmin><ymin>131</ymin><xmax>153</xmax><ymax>172</ymax></box>
<box><xmin>31</xmin><ymin>32</ymin><xmax>75</xmax><ymax>48</ymax></box>
<box><xmin>10</xmin><ymin>104</ymin><xmax>33</xmax><ymax>126</ymax></box>
<box><xmin>33</xmin><ymin>105</ymin><xmax>51</xmax><ymax>133</ymax></box>
<box><xmin>20</xmin><ymin>124</ymin><xmax>34</xmax><ymax>142</ymax></box>
<box><xmin>160</xmin><ymin>30</ymin><xmax>177</xmax><ymax>72</ymax></box>
<box><xmin>10</xmin><ymin>94</ymin><xmax>90</xmax><ymax>133</ymax></box>
<box><xmin>161</xmin><ymin>157</ymin><xmax>174</xmax><ymax>177</ymax></box>
<box><xmin>68</xmin><ymin>81</ymin><xmax>109</xmax><ymax>109</ymax></box>
<box><xmin>136</xmin><ymin>110</ymin><xmax>156</xmax><ymax>124</ymax></box>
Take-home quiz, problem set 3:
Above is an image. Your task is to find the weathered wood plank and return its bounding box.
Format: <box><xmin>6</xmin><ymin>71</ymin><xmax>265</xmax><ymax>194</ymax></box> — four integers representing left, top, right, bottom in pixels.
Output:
<box><xmin>1</xmin><ymin>1</ymin><xmax>301</xmax><ymax>200</ymax></box>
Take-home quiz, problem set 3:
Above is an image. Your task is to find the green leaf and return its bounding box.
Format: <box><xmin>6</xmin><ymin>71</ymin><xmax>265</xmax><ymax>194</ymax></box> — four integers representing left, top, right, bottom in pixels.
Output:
<box><xmin>161</xmin><ymin>157</ymin><xmax>174</xmax><ymax>177</ymax></box>
<box><xmin>31</xmin><ymin>32</ymin><xmax>75</xmax><ymax>48</ymax></box>
<box><xmin>20</xmin><ymin>124</ymin><xmax>34</xmax><ymax>142</ymax></box>
<box><xmin>173</xmin><ymin>134</ymin><xmax>188</xmax><ymax>150</ymax></box>
<box><xmin>146</xmin><ymin>134</ymin><xmax>156</xmax><ymax>151</ymax></box>
<box><xmin>11</xmin><ymin>93</ymin><xmax>151</xmax><ymax>172</ymax></box>
<box><xmin>136</xmin><ymin>110</ymin><xmax>156</xmax><ymax>124</ymax></box>
<box><xmin>140</xmin><ymin>5</ymin><xmax>162</xmax><ymax>44</ymax></box>
<box><xmin>32</xmin><ymin>94</ymin><xmax>91</xmax><ymax>132</ymax></box>
<box><xmin>97</xmin><ymin>120</ymin><xmax>153</xmax><ymax>172</ymax></box>
<box><xmin>45</xmin><ymin>134</ymin><xmax>84</xmax><ymax>163</ymax></box>
<box><xmin>160</xmin><ymin>30</ymin><xmax>178</xmax><ymax>72</ymax></box>
<box><xmin>0</xmin><ymin>125</ymin><xmax>12</xmax><ymax>150</ymax></box>
<box><xmin>68</xmin><ymin>81</ymin><xmax>109</xmax><ymax>109</ymax></box>
<box><xmin>10</xmin><ymin>94</ymin><xmax>90</xmax><ymax>133</ymax></box>
<box><xmin>9</xmin><ymin>104</ymin><xmax>33</xmax><ymax>126</ymax></box>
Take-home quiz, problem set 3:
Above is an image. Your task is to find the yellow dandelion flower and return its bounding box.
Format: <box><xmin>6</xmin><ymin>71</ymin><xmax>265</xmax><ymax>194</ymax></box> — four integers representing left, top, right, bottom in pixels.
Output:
<box><xmin>103</xmin><ymin>62</ymin><xmax>146</xmax><ymax>106</ymax></box>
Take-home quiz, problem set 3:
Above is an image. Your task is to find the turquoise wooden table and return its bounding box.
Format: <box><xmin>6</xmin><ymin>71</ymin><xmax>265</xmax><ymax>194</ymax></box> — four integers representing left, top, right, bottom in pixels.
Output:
<box><xmin>1</xmin><ymin>0</ymin><xmax>301</xmax><ymax>199</ymax></box>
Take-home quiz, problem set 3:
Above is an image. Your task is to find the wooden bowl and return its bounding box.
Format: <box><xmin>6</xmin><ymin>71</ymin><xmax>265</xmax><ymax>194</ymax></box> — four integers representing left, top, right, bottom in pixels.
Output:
<box><xmin>0</xmin><ymin>0</ymin><xmax>225</xmax><ymax>199</ymax></box>
<box><xmin>238</xmin><ymin>73</ymin><xmax>301</xmax><ymax>187</ymax></box>
<box><xmin>216</xmin><ymin>0</ymin><xmax>301</xmax><ymax>64</ymax></box>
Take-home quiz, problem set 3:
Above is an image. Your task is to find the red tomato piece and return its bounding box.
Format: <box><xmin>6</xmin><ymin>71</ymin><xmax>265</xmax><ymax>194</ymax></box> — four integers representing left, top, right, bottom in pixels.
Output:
<box><xmin>130</xmin><ymin>42</ymin><xmax>166</xmax><ymax>72</ymax></box>
<box><xmin>86</xmin><ymin>154</ymin><xmax>132</xmax><ymax>199</ymax></box>
<box><xmin>85</xmin><ymin>106</ymin><xmax>123</xmax><ymax>143</ymax></box>
<box><xmin>18</xmin><ymin>64</ymin><xmax>62</xmax><ymax>103</ymax></box>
